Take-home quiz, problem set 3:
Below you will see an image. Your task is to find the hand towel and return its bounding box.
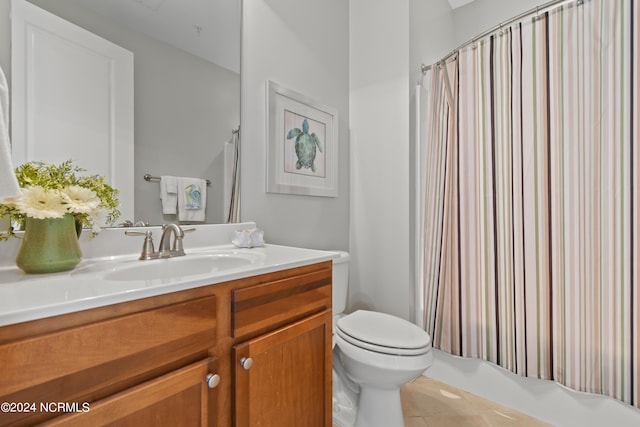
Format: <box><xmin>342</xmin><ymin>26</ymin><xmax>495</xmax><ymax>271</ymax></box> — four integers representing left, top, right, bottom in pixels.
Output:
<box><xmin>160</xmin><ymin>175</ymin><xmax>178</xmax><ymax>214</ymax></box>
<box><xmin>177</xmin><ymin>177</ymin><xmax>207</xmax><ymax>222</ymax></box>
<box><xmin>0</xmin><ymin>65</ymin><xmax>20</xmax><ymax>200</ymax></box>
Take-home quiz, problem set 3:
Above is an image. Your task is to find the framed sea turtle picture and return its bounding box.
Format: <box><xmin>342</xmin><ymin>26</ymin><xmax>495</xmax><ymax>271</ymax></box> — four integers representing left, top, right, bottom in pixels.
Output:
<box><xmin>266</xmin><ymin>81</ymin><xmax>338</xmax><ymax>197</ymax></box>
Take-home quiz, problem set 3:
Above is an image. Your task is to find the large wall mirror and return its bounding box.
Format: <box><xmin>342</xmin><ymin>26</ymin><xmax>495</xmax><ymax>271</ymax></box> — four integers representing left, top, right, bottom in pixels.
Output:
<box><xmin>9</xmin><ymin>0</ymin><xmax>240</xmax><ymax>225</ymax></box>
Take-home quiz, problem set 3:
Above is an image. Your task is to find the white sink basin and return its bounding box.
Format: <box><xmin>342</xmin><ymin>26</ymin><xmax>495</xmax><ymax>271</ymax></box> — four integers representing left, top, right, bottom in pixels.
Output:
<box><xmin>72</xmin><ymin>251</ymin><xmax>263</xmax><ymax>282</ymax></box>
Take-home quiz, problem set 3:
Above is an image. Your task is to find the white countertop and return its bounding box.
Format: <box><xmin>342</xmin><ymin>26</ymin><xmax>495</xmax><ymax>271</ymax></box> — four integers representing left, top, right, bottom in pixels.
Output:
<box><xmin>0</xmin><ymin>223</ymin><xmax>338</xmax><ymax>327</ymax></box>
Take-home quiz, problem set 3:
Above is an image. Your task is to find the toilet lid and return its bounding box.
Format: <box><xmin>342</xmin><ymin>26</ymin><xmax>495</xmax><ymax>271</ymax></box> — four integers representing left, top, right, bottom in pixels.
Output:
<box><xmin>336</xmin><ymin>310</ymin><xmax>431</xmax><ymax>355</ymax></box>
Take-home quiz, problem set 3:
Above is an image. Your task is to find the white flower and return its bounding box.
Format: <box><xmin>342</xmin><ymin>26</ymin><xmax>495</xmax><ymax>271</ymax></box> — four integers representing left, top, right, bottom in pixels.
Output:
<box><xmin>1</xmin><ymin>196</ymin><xmax>19</xmax><ymax>206</ymax></box>
<box><xmin>14</xmin><ymin>186</ymin><xmax>67</xmax><ymax>219</ymax></box>
<box><xmin>87</xmin><ymin>207</ymin><xmax>108</xmax><ymax>234</ymax></box>
<box><xmin>61</xmin><ymin>185</ymin><xmax>100</xmax><ymax>214</ymax></box>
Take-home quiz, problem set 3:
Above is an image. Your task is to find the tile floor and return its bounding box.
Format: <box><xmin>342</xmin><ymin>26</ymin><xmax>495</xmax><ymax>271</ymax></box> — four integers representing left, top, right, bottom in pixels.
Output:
<box><xmin>399</xmin><ymin>376</ymin><xmax>554</xmax><ymax>427</ymax></box>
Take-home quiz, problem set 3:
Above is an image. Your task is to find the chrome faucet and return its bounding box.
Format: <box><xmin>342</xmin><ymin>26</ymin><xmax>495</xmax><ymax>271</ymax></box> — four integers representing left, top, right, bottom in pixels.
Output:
<box><xmin>158</xmin><ymin>223</ymin><xmax>186</xmax><ymax>258</ymax></box>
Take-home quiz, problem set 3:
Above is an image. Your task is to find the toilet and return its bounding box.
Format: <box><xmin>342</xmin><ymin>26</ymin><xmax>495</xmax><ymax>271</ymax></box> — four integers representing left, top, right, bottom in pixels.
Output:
<box><xmin>331</xmin><ymin>251</ymin><xmax>433</xmax><ymax>427</ymax></box>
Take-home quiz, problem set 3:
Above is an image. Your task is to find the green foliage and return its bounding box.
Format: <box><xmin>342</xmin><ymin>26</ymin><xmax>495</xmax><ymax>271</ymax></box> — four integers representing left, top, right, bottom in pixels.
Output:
<box><xmin>0</xmin><ymin>160</ymin><xmax>121</xmax><ymax>240</ymax></box>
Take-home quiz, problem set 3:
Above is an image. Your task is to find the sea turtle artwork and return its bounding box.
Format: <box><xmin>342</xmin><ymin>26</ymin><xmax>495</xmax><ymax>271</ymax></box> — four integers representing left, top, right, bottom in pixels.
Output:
<box><xmin>286</xmin><ymin>118</ymin><xmax>323</xmax><ymax>173</ymax></box>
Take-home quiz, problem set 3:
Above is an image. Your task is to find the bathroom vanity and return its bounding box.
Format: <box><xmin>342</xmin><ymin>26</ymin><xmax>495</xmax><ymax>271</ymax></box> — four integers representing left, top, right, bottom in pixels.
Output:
<box><xmin>0</xmin><ymin>223</ymin><xmax>334</xmax><ymax>426</ymax></box>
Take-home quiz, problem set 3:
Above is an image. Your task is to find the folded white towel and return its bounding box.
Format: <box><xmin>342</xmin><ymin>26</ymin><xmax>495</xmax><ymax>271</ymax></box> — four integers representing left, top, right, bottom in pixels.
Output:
<box><xmin>232</xmin><ymin>228</ymin><xmax>265</xmax><ymax>248</ymax></box>
<box><xmin>177</xmin><ymin>177</ymin><xmax>207</xmax><ymax>222</ymax></box>
<box><xmin>0</xmin><ymin>65</ymin><xmax>20</xmax><ymax>200</ymax></box>
<box><xmin>160</xmin><ymin>176</ymin><xmax>178</xmax><ymax>214</ymax></box>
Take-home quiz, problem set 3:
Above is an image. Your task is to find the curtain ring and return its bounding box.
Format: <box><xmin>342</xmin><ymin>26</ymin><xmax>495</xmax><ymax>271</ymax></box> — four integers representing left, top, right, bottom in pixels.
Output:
<box><xmin>533</xmin><ymin>5</ymin><xmax>541</xmax><ymax>22</ymax></box>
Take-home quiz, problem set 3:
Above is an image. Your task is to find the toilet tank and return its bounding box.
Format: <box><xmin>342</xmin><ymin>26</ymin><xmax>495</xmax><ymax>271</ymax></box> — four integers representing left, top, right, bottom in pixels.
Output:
<box><xmin>332</xmin><ymin>251</ymin><xmax>350</xmax><ymax>315</ymax></box>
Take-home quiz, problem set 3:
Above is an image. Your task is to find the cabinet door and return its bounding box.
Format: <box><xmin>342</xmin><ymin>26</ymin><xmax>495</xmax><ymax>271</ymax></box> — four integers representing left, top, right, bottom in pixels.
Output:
<box><xmin>233</xmin><ymin>310</ymin><xmax>331</xmax><ymax>427</ymax></box>
<box><xmin>44</xmin><ymin>357</ymin><xmax>219</xmax><ymax>427</ymax></box>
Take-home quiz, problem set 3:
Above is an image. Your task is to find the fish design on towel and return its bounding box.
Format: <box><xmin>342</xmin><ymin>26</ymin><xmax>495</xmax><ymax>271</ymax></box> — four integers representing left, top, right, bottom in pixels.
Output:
<box><xmin>184</xmin><ymin>184</ymin><xmax>201</xmax><ymax>210</ymax></box>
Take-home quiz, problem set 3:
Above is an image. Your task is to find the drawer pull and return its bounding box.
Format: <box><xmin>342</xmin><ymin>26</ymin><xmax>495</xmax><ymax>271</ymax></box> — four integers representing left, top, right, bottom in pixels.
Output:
<box><xmin>206</xmin><ymin>373</ymin><xmax>220</xmax><ymax>389</ymax></box>
<box><xmin>240</xmin><ymin>357</ymin><xmax>253</xmax><ymax>370</ymax></box>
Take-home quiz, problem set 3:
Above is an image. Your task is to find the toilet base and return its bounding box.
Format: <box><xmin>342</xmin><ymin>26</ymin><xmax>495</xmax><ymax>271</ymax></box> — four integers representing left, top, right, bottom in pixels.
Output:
<box><xmin>332</xmin><ymin>349</ymin><xmax>359</xmax><ymax>427</ymax></box>
<box><xmin>354</xmin><ymin>385</ymin><xmax>405</xmax><ymax>427</ymax></box>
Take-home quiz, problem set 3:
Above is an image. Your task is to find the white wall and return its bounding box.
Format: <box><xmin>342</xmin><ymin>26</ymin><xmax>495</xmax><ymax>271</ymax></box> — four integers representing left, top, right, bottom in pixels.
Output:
<box><xmin>240</xmin><ymin>0</ymin><xmax>350</xmax><ymax>251</ymax></box>
<box><xmin>347</xmin><ymin>0</ymin><xmax>454</xmax><ymax>322</ymax></box>
<box><xmin>345</xmin><ymin>0</ymin><xmax>456</xmax><ymax>322</ymax></box>
<box><xmin>452</xmin><ymin>0</ymin><xmax>542</xmax><ymax>46</ymax></box>
<box><xmin>0</xmin><ymin>0</ymin><xmax>8</xmax><ymax>236</ymax></box>
<box><xmin>409</xmin><ymin>0</ymin><xmax>455</xmax><ymax>87</ymax></box>
<box><xmin>0</xmin><ymin>0</ymin><xmax>9</xmax><ymax>80</ymax></box>
<box><xmin>349</xmin><ymin>0</ymin><xmax>411</xmax><ymax>319</ymax></box>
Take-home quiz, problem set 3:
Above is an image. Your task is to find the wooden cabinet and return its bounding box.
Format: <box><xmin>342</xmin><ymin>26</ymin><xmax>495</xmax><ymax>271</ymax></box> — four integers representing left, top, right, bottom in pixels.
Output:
<box><xmin>233</xmin><ymin>311</ymin><xmax>331</xmax><ymax>427</ymax></box>
<box><xmin>44</xmin><ymin>358</ymin><xmax>218</xmax><ymax>427</ymax></box>
<box><xmin>230</xmin><ymin>264</ymin><xmax>332</xmax><ymax>427</ymax></box>
<box><xmin>0</xmin><ymin>261</ymin><xmax>332</xmax><ymax>426</ymax></box>
<box><xmin>0</xmin><ymin>292</ymin><xmax>218</xmax><ymax>426</ymax></box>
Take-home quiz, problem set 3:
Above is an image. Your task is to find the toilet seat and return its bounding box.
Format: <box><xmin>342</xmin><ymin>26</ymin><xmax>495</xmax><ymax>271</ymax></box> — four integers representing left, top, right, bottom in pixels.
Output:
<box><xmin>336</xmin><ymin>310</ymin><xmax>431</xmax><ymax>356</ymax></box>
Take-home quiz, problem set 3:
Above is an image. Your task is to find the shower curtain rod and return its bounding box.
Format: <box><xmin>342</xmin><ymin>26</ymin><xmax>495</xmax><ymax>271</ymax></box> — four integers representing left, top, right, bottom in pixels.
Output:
<box><xmin>421</xmin><ymin>0</ymin><xmax>584</xmax><ymax>73</ymax></box>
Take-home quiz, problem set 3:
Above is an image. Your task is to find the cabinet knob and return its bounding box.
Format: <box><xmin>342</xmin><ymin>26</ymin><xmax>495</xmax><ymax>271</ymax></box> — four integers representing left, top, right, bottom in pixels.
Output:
<box><xmin>206</xmin><ymin>373</ymin><xmax>220</xmax><ymax>389</ymax></box>
<box><xmin>240</xmin><ymin>357</ymin><xmax>254</xmax><ymax>370</ymax></box>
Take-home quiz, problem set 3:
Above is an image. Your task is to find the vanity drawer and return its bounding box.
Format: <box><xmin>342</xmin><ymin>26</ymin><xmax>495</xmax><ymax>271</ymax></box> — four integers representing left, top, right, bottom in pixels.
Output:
<box><xmin>0</xmin><ymin>294</ymin><xmax>216</xmax><ymax>426</ymax></box>
<box><xmin>231</xmin><ymin>262</ymin><xmax>331</xmax><ymax>339</ymax></box>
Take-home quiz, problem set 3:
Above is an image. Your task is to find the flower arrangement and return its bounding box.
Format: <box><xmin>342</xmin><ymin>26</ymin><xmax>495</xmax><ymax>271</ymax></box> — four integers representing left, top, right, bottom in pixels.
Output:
<box><xmin>0</xmin><ymin>160</ymin><xmax>120</xmax><ymax>240</ymax></box>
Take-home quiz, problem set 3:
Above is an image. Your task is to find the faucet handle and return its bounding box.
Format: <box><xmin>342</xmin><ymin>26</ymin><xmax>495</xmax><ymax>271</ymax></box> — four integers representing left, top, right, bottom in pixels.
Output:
<box><xmin>125</xmin><ymin>230</ymin><xmax>155</xmax><ymax>260</ymax></box>
<box><xmin>169</xmin><ymin>227</ymin><xmax>195</xmax><ymax>256</ymax></box>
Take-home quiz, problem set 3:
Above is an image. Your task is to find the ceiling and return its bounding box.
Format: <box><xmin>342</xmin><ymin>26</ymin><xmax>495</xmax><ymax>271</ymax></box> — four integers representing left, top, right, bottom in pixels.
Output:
<box><xmin>447</xmin><ymin>0</ymin><xmax>476</xmax><ymax>9</ymax></box>
<box><xmin>67</xmin><ymin>0</ymin><xmax>472</xmax><ymax>72</ymax></box>
<box><xmin>66</xmin><ymin>0</ymin><xmax>240</xmax><ymax>73</ymax></box>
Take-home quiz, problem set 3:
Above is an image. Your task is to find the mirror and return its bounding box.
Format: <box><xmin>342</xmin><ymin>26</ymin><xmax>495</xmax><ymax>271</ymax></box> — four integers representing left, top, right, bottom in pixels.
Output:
<box><xmin>13</xmin><ymin>0</ymin><xmax>240</xmax><ymax>225</ymax></box>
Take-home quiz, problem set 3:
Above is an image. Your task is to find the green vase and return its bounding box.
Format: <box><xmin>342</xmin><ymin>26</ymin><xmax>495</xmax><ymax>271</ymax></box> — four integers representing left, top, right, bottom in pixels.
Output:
<box><xmin>16</xmin><ymin>213</ymin><xmax>82</xmax><ymax>274</ymax></box>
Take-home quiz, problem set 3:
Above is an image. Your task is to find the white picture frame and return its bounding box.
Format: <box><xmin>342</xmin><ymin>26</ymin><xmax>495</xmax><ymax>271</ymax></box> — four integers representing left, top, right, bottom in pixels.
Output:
<box><xmin>266</xmin><ymin>81</ymin><xmax>338</xmax><ymax>197</ymax></box>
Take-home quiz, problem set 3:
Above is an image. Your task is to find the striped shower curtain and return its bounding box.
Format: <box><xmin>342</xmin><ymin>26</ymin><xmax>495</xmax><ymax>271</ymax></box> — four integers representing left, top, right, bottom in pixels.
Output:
<box><xmin>421</xmin><ymin>0</ymin><xmax>639</xmax><ymax>408</ymax></box>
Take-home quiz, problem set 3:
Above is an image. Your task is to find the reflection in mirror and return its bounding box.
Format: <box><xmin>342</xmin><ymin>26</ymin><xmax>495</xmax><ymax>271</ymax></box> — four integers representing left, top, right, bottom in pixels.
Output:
<box><xmin>16</xmin><ymin>0</ymin><xmax>241</xmax><ymax>225</ymax></box>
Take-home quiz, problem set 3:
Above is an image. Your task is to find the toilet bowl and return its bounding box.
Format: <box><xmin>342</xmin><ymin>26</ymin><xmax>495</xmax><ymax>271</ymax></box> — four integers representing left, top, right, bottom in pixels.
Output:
<box><xmin>331</xmin><ymin>252</ymin><xmax>433</xmax><ymax>427</ymax></box>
